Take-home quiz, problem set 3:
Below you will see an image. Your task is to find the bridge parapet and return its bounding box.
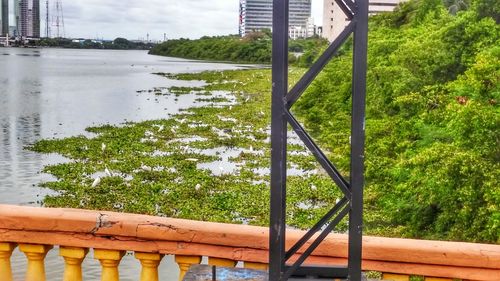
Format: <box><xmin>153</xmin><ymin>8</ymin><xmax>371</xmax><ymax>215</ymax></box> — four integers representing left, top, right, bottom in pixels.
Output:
<box><xmin>0</xmin><ymin>204</ymin><xmax>498</xmax><ymax>280</ymax></box>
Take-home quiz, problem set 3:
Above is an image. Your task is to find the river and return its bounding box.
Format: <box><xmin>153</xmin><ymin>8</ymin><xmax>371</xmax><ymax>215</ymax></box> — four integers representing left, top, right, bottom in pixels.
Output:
<box><xmin>0</xmin><ymin>47</ymin><xmax>252</xmax><ymax>280</ymax></box>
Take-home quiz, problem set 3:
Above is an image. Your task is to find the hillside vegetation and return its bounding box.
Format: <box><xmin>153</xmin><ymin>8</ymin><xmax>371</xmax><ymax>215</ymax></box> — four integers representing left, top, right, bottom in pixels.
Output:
<box><xmin>294</xmin><ymin>0</ymin><xmax>499</xmax><ymax>242</ymax></box>
<box><xmin>149</xmin><ymin>31</ymin><xmax>328</xmax><ymax>66</ymax></box>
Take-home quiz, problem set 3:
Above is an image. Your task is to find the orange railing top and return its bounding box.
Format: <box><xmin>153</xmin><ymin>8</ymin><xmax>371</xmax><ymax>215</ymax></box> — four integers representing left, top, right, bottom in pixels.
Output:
<box><xmin>0</xmin><ymin>204</ymin><xmax>499</xmax><ymax>280</ymax></box>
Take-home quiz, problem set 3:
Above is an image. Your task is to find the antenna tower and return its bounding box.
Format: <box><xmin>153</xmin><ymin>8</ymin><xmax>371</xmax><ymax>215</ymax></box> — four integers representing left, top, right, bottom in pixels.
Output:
<box><xmin>45</xmin><ymin>0</ymin><xmax>50</xmax><ymax>38</ymax></box>
<box><xmin>51</xmin><ymin>0</ymin><xmax>65</xmax><ymax>38</ymax></box>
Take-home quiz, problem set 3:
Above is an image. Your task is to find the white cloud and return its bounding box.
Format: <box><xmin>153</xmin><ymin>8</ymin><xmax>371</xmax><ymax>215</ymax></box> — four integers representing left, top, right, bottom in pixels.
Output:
<box><xmin>39</xmin><ymin>0</ymin><xmax>323</xmax><ymax>40</ymax></box>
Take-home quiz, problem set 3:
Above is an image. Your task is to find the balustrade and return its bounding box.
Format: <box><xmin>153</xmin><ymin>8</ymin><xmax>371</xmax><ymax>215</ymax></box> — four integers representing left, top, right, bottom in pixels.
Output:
<box><xmin>0</xmin><ymin>205</ymin><xmax>498</xmax><ymax>281</ymax></box>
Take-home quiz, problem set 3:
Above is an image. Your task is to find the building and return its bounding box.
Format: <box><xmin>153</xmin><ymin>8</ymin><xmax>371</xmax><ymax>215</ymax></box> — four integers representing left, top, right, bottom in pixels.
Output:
<box><xmin>289</xmin><ymin>17</ymin><xmax>317</xmax><ymax>40</ymax></box>
<box><xmin>239</xmin><ymin>0</ymin><xmax>311</xmax><ymax>38</ymax></box>
<box><xmin>1</xmin><ymin>0</ymin><xmax>8</xmax><ymax>36</ymax></box>
<box><xmin>18</xmin><ymin>0</ymin><xmax>40</xmax><ymax>38</ymax></box>
<box><xmin>322</xmin><ymin>0</ymin><xmax>403</xmax><ymax>41</ymax></box>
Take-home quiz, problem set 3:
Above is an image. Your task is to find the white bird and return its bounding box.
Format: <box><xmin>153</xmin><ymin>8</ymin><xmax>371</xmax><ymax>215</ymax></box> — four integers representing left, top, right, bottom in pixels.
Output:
<box><xmin>158</xmin><ymin>125</ymin><xmax>164</xmax><ymax>132</ymax></box>
<box><xmin>91</xmin><ymin>177</ymin><xmax>101</xmax><ymax>188</ymax></box>
<box><xmin>104</xmin><ymin>167</ymin><xmax>112</xmax><ymax>177</ymax></box>
<box><xmin>195</xmin><ymin>184</ymin><xmax>201</xmax><ymax>191</ymax></box>
<box><xmin>311</xmin><ymin>184</ymin><xmax>317</xmax><ymax>191</ymax></box>
<box><xmin>141</xmin><ymin>164</ymin><xmax>152</xmax><ymax>172</ymax></box>
<box><xmin>249</xmin><ymin>146</ymin><xmax>254</xmax><ymax>152</ymax></box>
<box><xmin>101</xmin><ymin>143</ymin><xmax>106</xmax><ymax>152</ymax></box>
<box><xmin>171</xmin><ymin>128</ymin><xmax>177</xmax><ymax>134</ymax></box>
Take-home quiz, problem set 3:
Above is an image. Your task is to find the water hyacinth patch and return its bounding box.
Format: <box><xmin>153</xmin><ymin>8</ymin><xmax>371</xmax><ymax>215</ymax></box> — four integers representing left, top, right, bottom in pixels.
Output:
<box><xmin>29</xmin><ymin>68</ymin><xmax>346</xmax><ymax>230</ymax></box>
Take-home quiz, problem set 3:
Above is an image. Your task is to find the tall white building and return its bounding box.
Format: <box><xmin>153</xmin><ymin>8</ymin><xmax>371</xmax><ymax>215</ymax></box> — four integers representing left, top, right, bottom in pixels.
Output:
<box><xmin>239</xmin><ymin>0</ymin><xmax>312</xmax><ymax>38</ymax></box>
<box><xmin>0</xmin><ymin>0</ymin><xmax>8</xmax><ymax>36</ymax></box>
<box><xmin>18</xmin><ymin>0</ymin><xmax>40</xmax><ymax>38</ymax></box>
<box><xmin>322</xmin><ymin>0</ymin><xmax>403</xmax><ymax>41</ymax></box>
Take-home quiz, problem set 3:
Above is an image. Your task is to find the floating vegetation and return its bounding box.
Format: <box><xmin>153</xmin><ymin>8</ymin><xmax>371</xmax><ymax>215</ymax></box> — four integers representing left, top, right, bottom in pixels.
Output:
<box><xmin>29</xmin><ymin>68</ymin><xmax>347</xmax><ymax>230</ymax></box>
<box><xmin>168</xmin><ymin>86</ymin><xmax>205</xmax><ymax>96</ymax></box>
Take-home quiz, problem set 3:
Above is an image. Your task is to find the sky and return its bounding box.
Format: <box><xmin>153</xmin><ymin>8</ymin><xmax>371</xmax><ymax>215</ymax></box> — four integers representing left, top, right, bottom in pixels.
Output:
<box><xmin>10</xmin><ymin>0</ymin><xmax>323</xmax><ymax>40</ymax></box>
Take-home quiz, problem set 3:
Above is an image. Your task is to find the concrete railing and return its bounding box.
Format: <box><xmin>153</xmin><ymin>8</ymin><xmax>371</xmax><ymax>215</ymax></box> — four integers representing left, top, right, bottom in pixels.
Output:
<box><xmin>0</xmin><ymin>204</ymin><xmax>499</xmax><ymax>281</ymax></box>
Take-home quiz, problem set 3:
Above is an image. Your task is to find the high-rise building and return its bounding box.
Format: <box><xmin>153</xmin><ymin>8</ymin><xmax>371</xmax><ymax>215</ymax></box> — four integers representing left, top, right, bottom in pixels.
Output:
<box><xmin>322</xmin><ymin>0</ymin><xmax>403</xmax><ymax>41</ymax></box>
<box><xmin>0</xmin><ymin>0</ymin><xmax>8</xmax><ymax>36</ymax></box>
<box><xmin>18</xmin><ymin>0</ymin><xmax>40</xmax><ymax>38</ymax></box>
<box><xmin>239</xmin><ymin>0</ymin><xmax>312</xmax><ymax>38</ymax></box>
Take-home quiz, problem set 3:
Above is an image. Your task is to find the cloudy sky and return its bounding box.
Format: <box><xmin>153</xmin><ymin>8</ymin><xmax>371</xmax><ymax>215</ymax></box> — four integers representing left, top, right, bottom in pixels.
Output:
<box><xmin>11</xmin><ymin>0</ymin><xmax>323</xmax><ymax>40</ymax></box>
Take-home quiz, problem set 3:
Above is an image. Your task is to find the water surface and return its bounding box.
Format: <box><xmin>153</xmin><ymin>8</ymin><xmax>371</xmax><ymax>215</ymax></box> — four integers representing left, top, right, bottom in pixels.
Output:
<box><xmin>0</xmin><ymin>47</ymin><xmax>252</xmax><ymax>280</ymax></box>
<box><xmin>0</xmin><ymin>47</ymin><xmax>249</xmax><ymax>205</ymax></box>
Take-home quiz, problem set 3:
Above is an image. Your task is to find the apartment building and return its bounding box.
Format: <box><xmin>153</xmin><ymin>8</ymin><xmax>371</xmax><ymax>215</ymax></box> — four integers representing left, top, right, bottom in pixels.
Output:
<box><xmin>323</xmin><ymin>0</ymin><xmax>403</xmax><ymax>41</ymax></box>
<box><xmin>239</xmin><ymin>0</ymin><xmax>312</xmax><ymax>38</ymax></box>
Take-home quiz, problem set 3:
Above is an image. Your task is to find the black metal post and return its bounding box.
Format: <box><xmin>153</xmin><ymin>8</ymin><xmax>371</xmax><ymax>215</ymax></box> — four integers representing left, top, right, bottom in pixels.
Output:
<box><xmin>348</xmin><ymin>0</ymin><xmax>369</xmax><ymax>278</ymax></box>
<box><xmin>269</xmin><ymin>0</ymin><xmax>289</xmax><ymax>280</ymax></box>
<box><xmin>270</xmin><ymin>0</ymin><xmax>368</xmax><ymax>279</ymax></box>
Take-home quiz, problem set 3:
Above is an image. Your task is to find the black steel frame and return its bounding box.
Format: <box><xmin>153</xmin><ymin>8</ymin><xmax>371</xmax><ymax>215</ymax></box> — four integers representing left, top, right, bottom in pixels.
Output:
<box><xmin>269</xmin><ymin>0</ymin><xmax>368</xmax><ymax>280</ymax></box>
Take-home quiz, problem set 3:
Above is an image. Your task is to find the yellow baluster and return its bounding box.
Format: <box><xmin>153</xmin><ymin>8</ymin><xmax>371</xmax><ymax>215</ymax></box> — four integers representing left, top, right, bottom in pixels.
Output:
<box><xmin>208</xmin><ymin>257</ymin><xmax>237</xmax><ymax>268</ymax></box>
<box><xmin>0</xmin><ymin>243</ymin><xmax>16</xmax><ymax>281</ymax></box>
<box><xmin>60</xmin><ymin>246</ymin><xmax>89</xmax><ymax>281</ymax></box>
<box><xmin>134</xmin><ymin>252</ymin><xmax>164</xmax><ymax>281</ymax></box>
<box><xmin>383</xmin><ymin>273</ymin><xmax>411</xmax><ymax>281</ymax></box>
<box><xmin>243</xmin><ymin>261</ymin><xmax>268</xmax><ymax>271</ymax></box>
<box><xmin>19</xmin><ymin>244</ymin><xmax>53</xmax><ymax>281</ymax></box>
<box><xmin>94</xmin><ymin>249</ymin><xmax>126</xmax><ymax>281</ymax></box>
<box><xmin>175</xmin><ymin>255</ymin><xmax>201</xmax><ymax>281</ymax></box>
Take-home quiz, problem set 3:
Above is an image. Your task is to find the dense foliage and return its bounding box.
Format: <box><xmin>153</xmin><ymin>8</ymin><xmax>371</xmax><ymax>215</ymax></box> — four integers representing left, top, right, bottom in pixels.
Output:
<box><xmin>149</xmin><ymin>31</ymin><xmax>328</xmax><ymax>65</ymax></box>
<box><xmin>295</xmin><ymin>0</ymin><xmax>499</xmax><ymax>243</ymax></box>
<box><xmin>28</xmin><ymin>0</ymin><xmax>498</xmax><ymax>244</ymax></box>
<box><xmin>36</xmin><ymin>37</ymin><xmax>155</xmax><ymax>50</ymax></box>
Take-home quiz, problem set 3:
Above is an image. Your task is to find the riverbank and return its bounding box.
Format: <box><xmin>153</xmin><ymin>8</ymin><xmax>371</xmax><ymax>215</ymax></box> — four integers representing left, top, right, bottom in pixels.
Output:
<box><xmin>26</xmin><ymin>59</ymin><xmax>500</xmax><ymax>243</ymax></box>
<box><xmin>149</xmin><ymin>34</ymin><xmax>328</xmax><ymax>66</ymax></box>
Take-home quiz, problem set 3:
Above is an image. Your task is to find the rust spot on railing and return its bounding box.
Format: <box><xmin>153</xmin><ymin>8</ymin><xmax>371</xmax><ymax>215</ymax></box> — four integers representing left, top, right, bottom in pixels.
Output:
<box><xmin>90</xmin><ymin>214</ymin><xmax>118</xmax><ymax>234</ymax></box>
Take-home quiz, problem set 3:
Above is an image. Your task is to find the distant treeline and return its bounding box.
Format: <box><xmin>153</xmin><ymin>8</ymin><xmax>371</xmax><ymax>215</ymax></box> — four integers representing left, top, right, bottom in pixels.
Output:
<box><xmin>149</xmin><ymin>31</ymin><xmax>328</xmax><ymax>66</ymax></box>
<box><xmin>36</xmin><ymin>37</ymin><xmax>155</xmax><ymax>50</ymax></box>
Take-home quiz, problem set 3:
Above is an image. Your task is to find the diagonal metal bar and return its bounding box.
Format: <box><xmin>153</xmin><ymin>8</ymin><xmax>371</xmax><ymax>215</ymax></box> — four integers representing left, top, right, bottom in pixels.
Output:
<box><xmin>335</xmin><ymin>0</ymin><xmax>355</xmax><ymax>19</ymax></box>
<box><xmin>285</xmin><ymin>21</ymin><xmax>356</xmax><ymax>108</ymax></box>
<box><xmin>283</xmin><ymin>205</ymin><xmax>351</xmax><ymax>280</ymax></box>
<box><xmin>343</xmin><ymin>0</ymin><xmax>357</xmax><ymax>14</ymax></box>
<box><xmin>285</xmin><ymin>196</ymin><xmax>349</xmax><ymax>261</ymax></box>
<box><xmin>285</xmin><ymin>110</ymin><xmax>351</xmax><ymax>197</ymax></box>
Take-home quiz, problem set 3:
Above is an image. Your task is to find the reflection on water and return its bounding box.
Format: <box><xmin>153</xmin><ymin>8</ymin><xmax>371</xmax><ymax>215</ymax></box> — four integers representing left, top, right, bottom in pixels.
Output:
<box><xmin>0</xmin><ymin>47</ymin><xmax>251</xmax><ymax>280</ymax></box>
<box><xmin>10</xmin><ymin>248</ymin><xmax>180</xmax><ymax>281</ymax></box>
